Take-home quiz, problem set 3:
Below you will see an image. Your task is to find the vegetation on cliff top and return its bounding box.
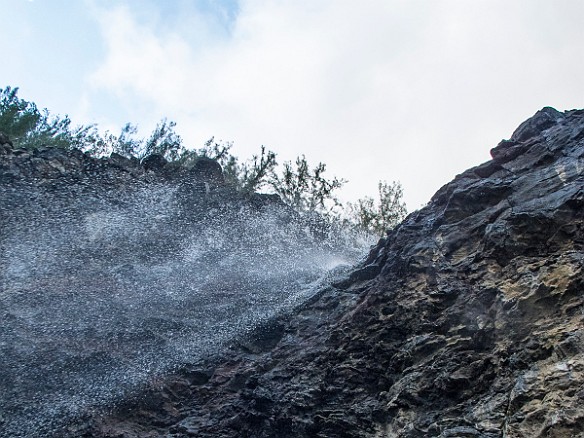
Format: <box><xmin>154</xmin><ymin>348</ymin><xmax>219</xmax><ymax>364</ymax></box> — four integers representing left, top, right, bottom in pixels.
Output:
<box><xmin>0</xmin><ymin>86</ymin><xmax>406</xmax><ymax>235</ymax></box>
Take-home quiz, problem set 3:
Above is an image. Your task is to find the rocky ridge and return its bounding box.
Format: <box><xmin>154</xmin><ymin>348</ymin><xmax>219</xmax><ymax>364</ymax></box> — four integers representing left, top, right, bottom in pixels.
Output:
<box><xmin>0</xmin><ymin>134</ymin><xmax>224</xmax><ymax>189</ymax></box>
<box><xmin>79</xmin><ymin>108</ymin><xmax>584</xmax><ymax>437</ymax></box>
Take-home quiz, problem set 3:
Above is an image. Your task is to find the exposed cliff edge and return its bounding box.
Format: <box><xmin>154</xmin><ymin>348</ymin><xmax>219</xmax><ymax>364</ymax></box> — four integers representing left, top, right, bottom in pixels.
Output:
<box><xmin>74</xmin><ymin>107</ymin><xmax>584</xmax><ymax>438</ymax></box>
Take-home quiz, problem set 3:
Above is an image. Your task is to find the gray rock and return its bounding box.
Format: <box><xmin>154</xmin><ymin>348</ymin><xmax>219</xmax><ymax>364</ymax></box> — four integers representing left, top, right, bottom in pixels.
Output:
<box><xmin>83</xmin><ymin>107</ymin><xmax>584</xmax><ymax>438</ymax></box>
<box><xmin>141</xmin><ymin>153</ymin><xmax>168</xmax><ymax>171</ymax></box>
<box><xmin>5</xmin><ymin>108</ymin><xmax>584</xmax><ymax>438</ymax></box>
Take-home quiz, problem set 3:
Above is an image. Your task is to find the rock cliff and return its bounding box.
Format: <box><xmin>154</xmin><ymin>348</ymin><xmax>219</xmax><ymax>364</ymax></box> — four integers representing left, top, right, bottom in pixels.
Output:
<box><xmin>2</xmin><ymin>107</ymin><xmax>584</xmax><ymax>438</ymax></box>
<box><xmin>80</xmin><ymin>108</ymin><xmax>584</xmax><ymax>437</ymax></box>
<box><xmin>0</xmin><ymin>141</ymin><xmax>362</xmax><ymax>437</ymax></box>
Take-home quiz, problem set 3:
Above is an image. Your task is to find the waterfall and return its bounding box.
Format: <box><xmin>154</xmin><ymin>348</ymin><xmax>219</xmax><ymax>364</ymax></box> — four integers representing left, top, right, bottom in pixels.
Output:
<box><xmin>0</xmin><ymin>179</ymin><xmax>369</xmax><ymax>437</ymax></box>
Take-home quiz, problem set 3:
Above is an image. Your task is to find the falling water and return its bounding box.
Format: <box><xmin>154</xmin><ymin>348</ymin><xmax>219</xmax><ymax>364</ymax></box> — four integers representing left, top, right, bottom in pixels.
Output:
<box><xmin>0</xmin><ymin>178</ymin><xmax>369</xmax><ymax>437</ymax></box>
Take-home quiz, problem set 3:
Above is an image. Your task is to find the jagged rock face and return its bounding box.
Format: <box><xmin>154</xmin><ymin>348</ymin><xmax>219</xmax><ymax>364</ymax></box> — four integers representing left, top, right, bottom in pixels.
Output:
<box><xmin>81</xmin><ymin>108</ymin><xmax>584</xmax><ymax>438</ymax></box>
<box><xmin>0</xmin><ymin>143</ymin><xmax>224</xmax><ymax>187</ymax></box>
<box><xmin>0</xmin><ymin>143</ymin><xmax>364</xmax><ymax>438</ymax></box>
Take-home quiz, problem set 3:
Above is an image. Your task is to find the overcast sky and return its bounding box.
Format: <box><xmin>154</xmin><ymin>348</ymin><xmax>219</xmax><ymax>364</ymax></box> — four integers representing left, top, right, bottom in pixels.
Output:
<box><xmin>2</xmin><ymin>0</ymin><xmax>584</xmax><ymax>209</ymax></box>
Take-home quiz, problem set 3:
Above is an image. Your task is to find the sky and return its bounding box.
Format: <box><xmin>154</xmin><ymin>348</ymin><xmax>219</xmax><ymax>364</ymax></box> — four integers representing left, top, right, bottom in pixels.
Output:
<box><xmin>2</xmin><ymin>0</ymin><xmax>584</xmax><ymax>209</ymax></box>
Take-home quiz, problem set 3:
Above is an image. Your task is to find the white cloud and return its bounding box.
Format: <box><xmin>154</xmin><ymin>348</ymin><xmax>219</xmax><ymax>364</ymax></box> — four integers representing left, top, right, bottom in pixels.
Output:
<box><xmin>87</xmin><ymin>0</ymin><xmax>584</xmax><ymax>209</ymax></box>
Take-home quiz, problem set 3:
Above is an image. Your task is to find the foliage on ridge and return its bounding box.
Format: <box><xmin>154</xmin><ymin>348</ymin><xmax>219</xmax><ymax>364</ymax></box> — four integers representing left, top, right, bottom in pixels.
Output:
<box><xmin>0</xmin><ymin>86</ymin><xmax>407</xmax><ymax>235</ymax></box>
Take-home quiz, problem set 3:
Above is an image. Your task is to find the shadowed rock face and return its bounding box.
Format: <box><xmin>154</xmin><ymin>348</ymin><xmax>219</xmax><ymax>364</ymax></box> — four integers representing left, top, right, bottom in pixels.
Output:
<box><xmin>76</xmin><ymin>108</ymin><xmax>584</xmax><ymax>438</ymax></box>
<box><xmin>0</xmin><ymin>146</ymin><xmax>364</xmax><ymax>437</ymax></box>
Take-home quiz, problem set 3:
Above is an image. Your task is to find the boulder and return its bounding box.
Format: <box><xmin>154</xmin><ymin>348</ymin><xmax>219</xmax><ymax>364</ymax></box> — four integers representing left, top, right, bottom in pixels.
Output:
<box><xmin>141</xmin><ymin>153</ymin><xmax>168</xmax><ymax>171</ymax></box>
<box><xmin>190</xmin><ymin>156</ymin><xmax>224</xmax><ymax>184</ymax></box>
<box><xmin>108</xmin><ymin>152</ymin><xmax>140</xmax><ymax>170</ymax></box>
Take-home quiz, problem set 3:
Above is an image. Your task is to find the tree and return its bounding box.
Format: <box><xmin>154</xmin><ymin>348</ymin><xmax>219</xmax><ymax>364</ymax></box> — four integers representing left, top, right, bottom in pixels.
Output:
<box><xmin>349</xmin><ymin>180</ymin><xmax>407</xmax><ymax>235</ymax></box>
<box><xmin>192</xmin><ymin>141</ymin><xmax>343</xmax><ymax>214</ymax></box>
<box><xmin>240</xmin><ymin>146</ymin><xmax>278</xmax><ymax>192</ymax></box>
<box><xmin>0</xmin><ymin>87</ymin><xmax>186</xmax><ymax>161</ymax></box>
<box><xmin>142</xmin><ymin>119</ymin><xmax>183</xmax><ymax>160</ymax></box>
<box><xmin>196</xmin><ymin>137</ymin><xmax>234</xmax><ymax>163</ymax></box>
<box><xmin>0</xmin><ymin>86</ymin><xmax>40</xmax><ymax>140</ymax></box>
<box><xmin>90</xmin><ymin>120</ymin><xmax>184</xmax><ymax>161</ymax></box>
<box><xmin>270</xmin><ymin>155</ymin><xmax>345</xmax><ymax>213</ymax></box>
<box><xmin>0</xmin><ymin>86</ymin><xmax>98</xmax><ymax>150</ymax></box>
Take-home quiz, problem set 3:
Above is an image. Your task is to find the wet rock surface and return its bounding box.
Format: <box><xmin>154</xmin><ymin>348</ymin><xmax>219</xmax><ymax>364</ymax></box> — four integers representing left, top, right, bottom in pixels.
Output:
<box><xmin>75</xmin><ymin>108</ymin><xmax>584</xmax><ymax>437</ymax></box>
<box><xmin>0</xmin><ymin>146</ymin><xmax>363</xmax><ymax>437</ymax></box>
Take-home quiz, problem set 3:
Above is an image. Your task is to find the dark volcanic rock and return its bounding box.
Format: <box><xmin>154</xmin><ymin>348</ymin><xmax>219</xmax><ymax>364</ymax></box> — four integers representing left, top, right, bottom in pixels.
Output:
<box><xmin>190</xmin><ymin>156</ymin><xmax>224</xmax><ymax>184</ymax></box>
<box><xmin>510</xmin><ymin>106</ymin><xmax>565</xmax><ymax>143</ymax></box>
<box><xmin>141</xmin><ymin>153</ymin><xmax>168</xmax><ymax>171</ymax></box>
<box><xmin>81</xmin><ymin>108</ymin><xmax>584</xmax><ymax>437</ymax></box>
<box><xmin>0</xmin><ymin>144</ymin><xmax>364</xmax><ymax>437</ymax></box>
<box><xmin>108</xmin><ymin>152</ymin><xmax>141</xmax><ymax>170</ymax></box>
